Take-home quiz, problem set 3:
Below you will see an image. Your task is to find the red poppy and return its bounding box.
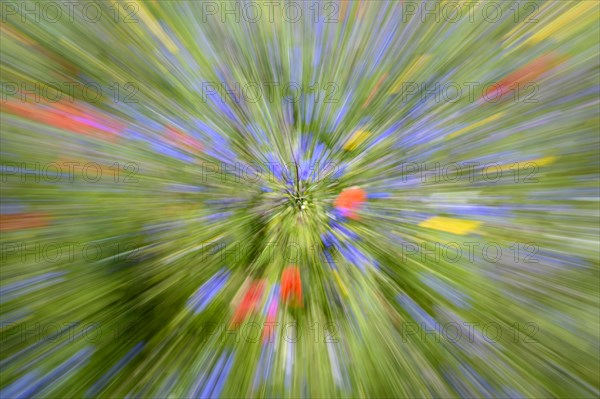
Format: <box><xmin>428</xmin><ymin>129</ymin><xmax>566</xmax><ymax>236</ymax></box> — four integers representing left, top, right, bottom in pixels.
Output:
<box><xmin>5</xmin><ymin>100</ymin><xmax>122</xmax><ymax>141</ymax></box>
<box><xmin>231</xmin><ymin>280</ymin><xmax>265</xmax><ymax>324</ymax></box>
<box><xmin>166</xmin><ymin>126</ymin><xmax>203</xmax><ymax>152</ymax></box>
<box><xmin>0</xmin><ymin>212</ymin><xmax>50</xmax><ymax>231</ymax></box>
<box><xmin>334</xmin><ymin>187</ymin><xmax>366</xmax><ymax>220</ymax></box>
<box><xmin>280</xmin><ymin>266</ymin><xmax>303</xmax><ymax>307</ymax></box>
<box><xmin>482</xmin><ymin>53</ymin><xmax>561</xmax><ymax>101</ymax></box>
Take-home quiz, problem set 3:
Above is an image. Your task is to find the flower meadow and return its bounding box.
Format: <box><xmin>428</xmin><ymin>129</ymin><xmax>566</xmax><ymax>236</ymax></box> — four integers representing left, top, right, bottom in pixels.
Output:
<box><xmin>1</xmin><ymin>1</ymin><xmax>599</xmax><ymax>398</ymax></box>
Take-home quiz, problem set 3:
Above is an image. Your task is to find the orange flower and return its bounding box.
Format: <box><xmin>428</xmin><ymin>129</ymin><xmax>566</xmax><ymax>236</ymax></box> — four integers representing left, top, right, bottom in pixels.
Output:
<box><xmin>166</xmin><ymin>126</ymin><xmax>203</xmax><ymax>153</ymax></box>
<box><xmin>334</xmin><ymin>187</ymin><xmax>366</xmax><ymax>220</ymax></box>
<box><xmin>231</xmin><ymin>280</ymin><xmax>265</xmax><ymax>324</ymax></box>
<box><xmin>0</xmin><ymin>213</ymin><xmax>50</xmax><ymax>231</ymax></box>
<box><xmin>483</xmin><ymin>53</ymin><xmax>562</xmax><ymax>101</ymax></box>
<box><xmin>4</xmin><ymin>100</ymin><xmax>122</xmax><ymax>141</ymax></box>
<box><xmin>280</xmin><ymin>266</ymin><xmax>303</xmax><ymax>307</ymax></box>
